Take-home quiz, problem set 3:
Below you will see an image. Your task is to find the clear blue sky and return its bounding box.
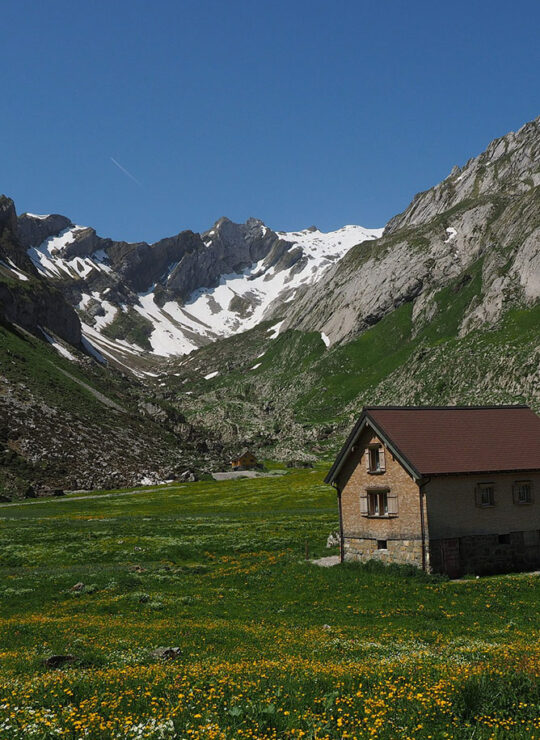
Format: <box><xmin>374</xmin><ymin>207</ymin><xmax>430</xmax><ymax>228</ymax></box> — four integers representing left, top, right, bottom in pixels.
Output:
<box><xmin>2</xmin><ymin>0</ymin><xmax>539</xmax><ymax>242</ymax></box>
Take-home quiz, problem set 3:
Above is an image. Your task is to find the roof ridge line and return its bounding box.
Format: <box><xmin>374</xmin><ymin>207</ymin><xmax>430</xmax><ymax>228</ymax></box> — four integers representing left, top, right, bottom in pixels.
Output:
<box><xmin>363</xmin><ymin>405</ymin><xmax>530</xmax><ymax>411</ymax></box>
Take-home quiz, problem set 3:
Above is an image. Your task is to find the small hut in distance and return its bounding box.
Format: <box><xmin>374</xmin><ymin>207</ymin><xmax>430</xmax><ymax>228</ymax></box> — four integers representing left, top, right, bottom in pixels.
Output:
<box><xmin>231</xmin><ymin>450</ymin><xmax>258</xmax><ymax>471</ymax></box>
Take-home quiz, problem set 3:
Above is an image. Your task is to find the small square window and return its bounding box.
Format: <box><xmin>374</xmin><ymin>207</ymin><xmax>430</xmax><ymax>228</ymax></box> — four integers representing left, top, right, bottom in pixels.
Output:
<box><xmin>476</xmin><ymin>483</ymin><xmax>495</xmax><ymax>507</ymax></box>
<box><xmin>377</xmin><ymin>540</ymin><xmax>387</xmax><ymax>550</ymax></box>
<box><xmin>513</xmin><ymin>481</ymin><xmax>533</xmax><ymax>505</ymax></box>
<box><xmin>498</xmin><ymin>534</ymin><xmax>510</xmax><ymax>545</ymax></box>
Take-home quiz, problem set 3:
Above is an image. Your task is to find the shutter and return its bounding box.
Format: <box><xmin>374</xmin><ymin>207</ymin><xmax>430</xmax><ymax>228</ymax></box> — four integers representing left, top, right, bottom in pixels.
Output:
<box><xmin>474</xmin><ymin>484</ymin><xmax>482</xmax><ymax>507</ymax></box>
<box><xmin>379</xmin><ymin>447</ymin><xmax>386</xmax><ymax>472</ymax></box>
<box><xmin>512</xmin><ymin>483</ymin><xmax>519</xmax><ymax>504</ymax></box>
<box><xmin>360</xmin><ymin>492</ymin><xmax>368</xmax><ymax>515</ymax></box>
<box><xmin>365</xmin><ymin>449</ymin><xmax>370</xmax><ymax>471</ymax></box>
<box><xmin>387</xmin><ymin>491</ymin><xmax>398</xmax><ymax>515</ymax></box>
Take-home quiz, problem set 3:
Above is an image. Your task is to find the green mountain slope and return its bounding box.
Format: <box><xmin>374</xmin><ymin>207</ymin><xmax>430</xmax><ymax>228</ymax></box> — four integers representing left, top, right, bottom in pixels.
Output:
<box><xmin>0</xmin><ymin>322</ymin><xmax>225</xmax><ymax>498</ymax></box>
<box><xmin>164</xmin><ymin>264</ymin><xmax>539</xmax><ymax>459</ymax></box>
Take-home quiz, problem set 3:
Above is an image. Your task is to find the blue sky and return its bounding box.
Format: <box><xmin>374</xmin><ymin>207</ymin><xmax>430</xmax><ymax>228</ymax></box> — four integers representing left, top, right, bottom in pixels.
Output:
<box><xmin>2</xmin><ymin>0</ymin><xmax>539</xmax><ymax>242</ymax></box>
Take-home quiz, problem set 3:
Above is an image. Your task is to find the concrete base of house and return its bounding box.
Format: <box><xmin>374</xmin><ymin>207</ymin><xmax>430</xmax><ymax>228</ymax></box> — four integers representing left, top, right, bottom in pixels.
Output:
<box><xmin>343</xmin><ymin>536</ymin><xmax>425</xmax><ymax>569</ymax></box>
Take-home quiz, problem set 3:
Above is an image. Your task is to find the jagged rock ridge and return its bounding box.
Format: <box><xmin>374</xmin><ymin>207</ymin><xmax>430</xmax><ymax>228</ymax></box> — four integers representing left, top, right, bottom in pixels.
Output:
<box><xmin>283</xmin><ymin>116</ymin><xmax>539</xmax><ymax>345</ymax></box>
<box><xmin>19</xmin><ymin>211</ymin><xmax>381</xmax><ymax>360</ymax></box>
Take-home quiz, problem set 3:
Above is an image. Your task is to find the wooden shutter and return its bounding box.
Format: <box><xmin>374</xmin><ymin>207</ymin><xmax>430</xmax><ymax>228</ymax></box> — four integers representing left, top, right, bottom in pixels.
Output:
<box><xmin>365</xmin><ymin>449</ymin><xmax>370</xmax><ymax>471</ymax></box>
<box><xmin>512</xmin><ymin>483</ymin><xmax>520</xmax><ymax>504</ymax></box>
<box><xmin>474</xmin><ymin>484</ymin><xmax>482</xmax><ymax>507</ymax></box>
<box><xmin>387</xmin><ymin>491</ymin><xmax>398</xmax><ymax>515</ymax></box>
<box><xmin>379</xmin><ymin>447</ymin><xmax>386</xmax><ymax>472</ymax></box>
<box><xmin>360</xmin><ymin>492</ymin><xmax>368</xmax><ymax>515</ymax></box>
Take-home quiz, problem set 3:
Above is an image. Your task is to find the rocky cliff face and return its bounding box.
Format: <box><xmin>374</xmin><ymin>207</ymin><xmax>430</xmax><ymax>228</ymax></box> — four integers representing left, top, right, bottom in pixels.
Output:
<box><xmin>0</xmin><ymin>198</ymin><xmax>82</xmax><ymax>346</ymax></box>
<box><xmin>283</xmin><ymin>117</ymin><xmax>540</xmax><ymax>345</ymax></box>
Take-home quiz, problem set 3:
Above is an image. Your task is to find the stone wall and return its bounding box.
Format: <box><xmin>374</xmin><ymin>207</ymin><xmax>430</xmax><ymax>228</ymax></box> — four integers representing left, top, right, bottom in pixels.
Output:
<box><xmin>336</xmin><ymin>424</ymin><xmax>428</xmax><ymax>568</ymax></box>
<box><xmin>344</xmin><ymin>536</ymin><xmax>424</xmax><ymax>568</ymax></box>
<box><xmin>336</xmin><ymin>426</ymin><xmax>425</xmax><ymax>542</ymax></box>
<box><xmin>430</xmin><ymin>530</ymin><xmax>540</xmax><ymax>576</ymax></box>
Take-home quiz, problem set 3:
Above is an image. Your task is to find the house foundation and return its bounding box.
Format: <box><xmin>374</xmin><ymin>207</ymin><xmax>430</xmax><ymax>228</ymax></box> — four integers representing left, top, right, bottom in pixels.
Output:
<box><xmin>430</xmin><ymin>530</ymin><xmax>540</xmax><ymax>576</ymax></box>
<box><xmin>344</xmin><ymin>536</ymin><xmax>425</xmax><ymax>568</ymax></box>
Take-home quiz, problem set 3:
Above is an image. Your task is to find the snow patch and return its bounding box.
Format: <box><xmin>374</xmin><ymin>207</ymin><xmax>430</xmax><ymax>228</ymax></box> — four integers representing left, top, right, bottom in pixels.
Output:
<box><xmin>134</xmin><ymin>292</ymin><xmax>200</xmax><ymax>356</ymax></box>
<box><xmin>28</xmin><ymin>227</ymin><xmax>116</xmax><ymax>280</ymax></box>
<box><xmin>81</xmin><ymin>335</ymin><xmax>107</xmax><ymax>364</ymax></box>
<box><xmin>444</xmin><ymin>227</ymin><xmax>458</xmax><ymax>243</ymax></box>
<box><xmin>267</xmin><ymin>320</ymin><xmax>285</xmax><ymax>339</ymax></box>
<box><xmin>204</xmin><ymin>370</ymin><xmax>219</xmax><ymax>380</ymax></box>
<box><xmin>40</xmin><ymin>328</ymin><xmax>77</xmax><ymax>361</ymax></box>
<box><xmin>321</xmin><ymin>332</ymin><xmax>331</xmax><ymax>348</ymax></box>
<box><xmin>0</xmin><ymin>259</ymin><xmax>29</xmax><ymax>281</ymax></box>
<box><xmin>250</xmin><ymin>362</ymin><xmax>262</xmax><ymax>370</ymax></box>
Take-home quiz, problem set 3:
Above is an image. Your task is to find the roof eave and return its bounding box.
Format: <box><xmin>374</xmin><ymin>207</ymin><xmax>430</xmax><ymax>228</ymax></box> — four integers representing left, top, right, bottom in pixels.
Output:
<box><xmin>419</xmin><ymin>467</ymin><xmax>540</xmax><ymax>477</ymax></box>
<box><xmin>325</xmin><ymin>410</ymin><xmax>421</xmax><ymax>485</ymax></box>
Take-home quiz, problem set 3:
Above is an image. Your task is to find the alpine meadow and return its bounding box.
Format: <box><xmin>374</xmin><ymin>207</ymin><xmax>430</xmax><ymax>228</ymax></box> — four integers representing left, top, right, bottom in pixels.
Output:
<box><xmin>1</xmin><ymin>471</ymin><xmax>539</xmax><ymax>738</ymax></box>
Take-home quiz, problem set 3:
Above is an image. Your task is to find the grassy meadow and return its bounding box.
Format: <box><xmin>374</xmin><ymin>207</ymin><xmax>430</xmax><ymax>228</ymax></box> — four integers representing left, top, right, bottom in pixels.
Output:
<box><xmin>0</xmin><ymin>468</ymin><xmax>538</xmax><ymax>739</ymax></box>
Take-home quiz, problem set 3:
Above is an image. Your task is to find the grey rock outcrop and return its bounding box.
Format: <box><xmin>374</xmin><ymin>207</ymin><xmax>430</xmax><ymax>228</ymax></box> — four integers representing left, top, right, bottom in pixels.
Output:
<box><xmin>17</xmin><ymin>213</ymin><xmax>73</xmax><ymax>249</ymax></box>
<box><xmin>283</xmin><ymin>116</ymin><xmax>540</xmax><ymax>345</ymax></box>
<box><xmin>0</xmin><ymin>197</ymin><xmax>82</xmax><ymax>346</ymax></box>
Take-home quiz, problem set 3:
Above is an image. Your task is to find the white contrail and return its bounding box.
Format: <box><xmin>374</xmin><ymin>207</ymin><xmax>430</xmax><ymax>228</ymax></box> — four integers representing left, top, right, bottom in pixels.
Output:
<box><xmin>110</xmin><ymin>157</ymin><xmax>143</xmax><ymax>187</ymax></box>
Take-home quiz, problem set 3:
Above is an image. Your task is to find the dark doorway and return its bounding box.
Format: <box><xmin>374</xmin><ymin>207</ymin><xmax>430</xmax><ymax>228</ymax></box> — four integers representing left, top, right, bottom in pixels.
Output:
<box><xmin>440</xmin><ymin>538</ymin><xmax>461</xmax><ymax>578</ymax></box>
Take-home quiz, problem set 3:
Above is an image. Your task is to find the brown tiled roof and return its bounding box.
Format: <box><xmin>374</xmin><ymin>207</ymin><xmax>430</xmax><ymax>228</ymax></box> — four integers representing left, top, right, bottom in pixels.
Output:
<box><xmin>326</xmin><ymin>406</ymin><xmax>540</xmax><ymax>482</ymax></box>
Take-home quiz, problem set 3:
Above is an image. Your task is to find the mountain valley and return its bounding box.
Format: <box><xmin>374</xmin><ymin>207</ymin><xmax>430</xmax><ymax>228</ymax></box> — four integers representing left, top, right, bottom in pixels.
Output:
<box><xmin>1</xmin><ymin>116</ymin><xmax>538</xmax><ymax>496</ymax></box>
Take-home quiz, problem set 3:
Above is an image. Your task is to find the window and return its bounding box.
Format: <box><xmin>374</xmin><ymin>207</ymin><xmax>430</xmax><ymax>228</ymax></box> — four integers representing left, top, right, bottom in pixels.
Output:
<box><xmin>377</xmin><ymin>539</ymin><xmax>387</xmax><ymax>550</ymax></box>
<box><xmin>366</xmin><ymin>444</ymin><xmax>385</xmax><ymax>473</ymax></box>
<box><xmin>475</xmin><ymin>483</ymin><xmax>495</xmax><ymax>507</ymax></box>
<box><xmin>498</xmin><ymin>533</ymin><xmax>510</xmax><ymax>545</ymax></box>
<box><xmin>360</xmin><ymin>488</ymin><xmax>398</xmax><ymax>517</ymax></box>
<box><xmin>513</xmin><ymin>481</ymin><xmax>533</xmax><ymax>505</ymax></box>
<box><xmin>368</xmin><ymin>491</ymin><xmax>388</xmax><ymax>516</ymax></box>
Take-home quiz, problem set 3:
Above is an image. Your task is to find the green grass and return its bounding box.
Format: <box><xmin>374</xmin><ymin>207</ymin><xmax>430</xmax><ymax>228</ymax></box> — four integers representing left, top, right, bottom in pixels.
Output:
<box><xmin>0</xmin><ymin>470</ymin><xmax>538</xmax><ymax>738</ymax></box>
<box><xmin>101</xmin><ymin>307</ymin><xmax>153</xmax><ymax>351</ymax></box>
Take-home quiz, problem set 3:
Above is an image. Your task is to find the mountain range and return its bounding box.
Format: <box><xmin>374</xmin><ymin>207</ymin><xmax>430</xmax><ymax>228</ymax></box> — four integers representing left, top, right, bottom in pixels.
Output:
<box><xmin>0</xmin><ymin>116</ymin><xmax>538</xmax><ymax>496</ymax></box>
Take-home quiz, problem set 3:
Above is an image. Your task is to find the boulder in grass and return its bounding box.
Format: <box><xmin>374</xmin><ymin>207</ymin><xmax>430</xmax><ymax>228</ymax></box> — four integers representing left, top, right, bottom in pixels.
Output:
<box><xmin>326</xmin><ymin>531</ymin><xmax>341</xmax><ymax>548</ymax></box>
<box><xmin>151</xmin><ymin>647</ymin><xmax>182</xmax><ymax>661</ymax></box>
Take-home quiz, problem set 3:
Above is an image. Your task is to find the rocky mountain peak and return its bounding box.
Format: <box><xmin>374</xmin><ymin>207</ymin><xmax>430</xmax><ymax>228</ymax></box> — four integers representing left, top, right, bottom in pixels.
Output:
<box><xmin>283</xmin><ymin>115</ymin><xmax>539</xmax><ymax>347</ymax></box>
<box><xmin>0</xmin><ymin>196</ymin><xmax>18</xmax><ymax>234</ymax></box>
<box><xmin>17</xmin><ymin>213</ymin><xmax>74</xmax><ymax>249</ymax></box>
<box><xmin>385</xmin><ymin>116</ymin><xmax>540</xmax><ymax>235</ymax></box>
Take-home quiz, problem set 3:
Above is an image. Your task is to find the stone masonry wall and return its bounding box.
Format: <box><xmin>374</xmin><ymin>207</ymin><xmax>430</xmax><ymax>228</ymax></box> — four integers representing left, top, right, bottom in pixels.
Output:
<box><xmin>345</xmin><ymin>537</ymin><xmax>424</xmax><ymax>567</ymax></box>
<box><xmin>430</xmin><ymin>530</ymin><xmax>540</xmax><ymax>576</ymax></box>
<box><xmin>336</xmin><ymin>425</ymin><xmax>427</xmax><ymax>568</ymax></box>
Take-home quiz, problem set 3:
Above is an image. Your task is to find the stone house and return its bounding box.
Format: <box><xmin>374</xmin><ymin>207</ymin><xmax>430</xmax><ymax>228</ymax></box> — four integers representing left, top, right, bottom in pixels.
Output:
<box><xmin>231</xmin><ymin>450</ymin><xmax>258</xmax><ymax>470</ymax></box>
<box><xmin>325</xmin><ymin>406</ymin><xmax>540</xmax><ymax>577</ymax></box>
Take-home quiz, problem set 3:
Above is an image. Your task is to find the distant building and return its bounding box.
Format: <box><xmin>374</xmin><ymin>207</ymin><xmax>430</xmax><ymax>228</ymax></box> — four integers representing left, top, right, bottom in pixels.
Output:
<box><xmin>231</xmin><ymin>450</ymin><xmax>258</xmax><ymax>470</ymax></box>
<box><xmin>325</xmin><ymin>406</ymin><xmax>540</xmax><ymax>577</ymax></box>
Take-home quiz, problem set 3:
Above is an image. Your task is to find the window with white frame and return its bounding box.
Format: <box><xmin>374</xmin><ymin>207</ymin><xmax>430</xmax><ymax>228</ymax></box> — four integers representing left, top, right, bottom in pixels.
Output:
<box><xmin>475</xmin><ymin>482</ymin><xmax>495</xmax><ymax>507</ymax></box>
<box><xmin>513</xmin><ymin>481</ymin><xmax>533</xmax><ymax>505</ymax></box>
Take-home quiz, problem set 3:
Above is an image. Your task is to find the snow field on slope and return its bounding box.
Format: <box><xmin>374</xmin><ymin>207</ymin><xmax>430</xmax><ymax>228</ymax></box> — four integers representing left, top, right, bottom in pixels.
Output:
<box><xmin>28</xmin><ymin>222</ymin><xmax>382</xmax><ymax>359</ymax></box>
<box><xmin>28</xmin><ymin>228</ymin><xmax>113</xmax><ymax>279</ymax></box>
<box><xmin>109</xmin><ymin>225</ymin><xmax>382</xmax><ymax>357</ymax></box>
